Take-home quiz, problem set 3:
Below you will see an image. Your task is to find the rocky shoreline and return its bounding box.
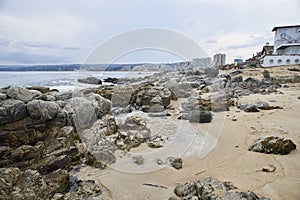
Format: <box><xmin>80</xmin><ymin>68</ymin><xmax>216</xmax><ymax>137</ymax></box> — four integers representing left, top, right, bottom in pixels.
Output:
<box><xmin>1</xmin><ymin>66</ymin><xmax>299</xmax><ymax>199</ymax></box>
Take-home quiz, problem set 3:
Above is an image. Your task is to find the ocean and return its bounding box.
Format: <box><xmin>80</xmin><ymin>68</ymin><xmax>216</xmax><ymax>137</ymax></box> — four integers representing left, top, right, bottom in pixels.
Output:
<box><xmin>0</xmin><ymin>71</ymin><xmax>155</xmax><ymax>91</ymax></box>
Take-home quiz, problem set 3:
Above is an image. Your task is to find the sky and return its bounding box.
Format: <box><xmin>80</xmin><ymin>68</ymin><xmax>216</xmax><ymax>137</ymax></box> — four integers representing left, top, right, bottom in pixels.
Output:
<box><xmin>0</xmin><ymin>0</ymin><xmax>299</xmax><ymax>65</ymax></box>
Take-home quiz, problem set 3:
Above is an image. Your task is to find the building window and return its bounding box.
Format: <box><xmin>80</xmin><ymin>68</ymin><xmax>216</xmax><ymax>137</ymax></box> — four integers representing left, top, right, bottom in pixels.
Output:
<box><xmin>286</xmin><ymin>59</ymin><xmax>291</xmax><ymax>64</ymax></box>
<box><xmin>295</xmin><ymin>59</ymin><xmax>299</xmax><ymax>64</ymax></box>
<box><xmin>278</xmin><ymin>59</ymin><xmax>282</xmax><ymax>64</ymax></box>
<box><xmin>269</xmin><ymin>59</ymin><xmax>274</xmax><ymax>64</ymax></box>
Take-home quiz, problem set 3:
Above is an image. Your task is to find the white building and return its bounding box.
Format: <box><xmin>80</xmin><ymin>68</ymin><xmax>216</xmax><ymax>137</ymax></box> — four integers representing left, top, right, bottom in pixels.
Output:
<box><xmin>262</xmin><ymin>25</ymin><xmax>300</xmax><ymax>67</ymax></box>
<box><xmin>213</xmin><ymin>53</ymin><xmax>226</xmax><ymax>67</ymax></box>
<box><xmin>191</xmin><ymin>57</ymin><xmax>212</xmax><ymax>68</ymax></box>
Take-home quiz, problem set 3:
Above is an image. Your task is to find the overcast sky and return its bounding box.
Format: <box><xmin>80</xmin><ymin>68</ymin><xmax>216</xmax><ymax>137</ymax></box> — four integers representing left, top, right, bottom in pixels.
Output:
<box><xmin>0</xmin><ymin>0</ymin><xmax>299</xmax><ymax>65</ymax></box>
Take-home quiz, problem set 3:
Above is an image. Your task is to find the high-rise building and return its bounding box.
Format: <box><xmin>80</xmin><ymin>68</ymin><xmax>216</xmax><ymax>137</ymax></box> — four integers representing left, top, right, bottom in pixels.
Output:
<box><xmin>213</xmin><ymin>53</ymin><xmax>226</xmax><ymax>66</ymax></box>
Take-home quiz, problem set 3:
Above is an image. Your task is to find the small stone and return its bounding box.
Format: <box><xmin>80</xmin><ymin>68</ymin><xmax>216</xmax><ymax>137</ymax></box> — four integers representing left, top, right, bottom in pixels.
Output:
<box><xmin>132</xmin><ymin>155</ymin><xmax>144</xmax><ymax>165</ymax></box>
<box><xmin>170</xmin><ymin>157</ymin><xmax>183</xmax><ymax>170</ymax></box>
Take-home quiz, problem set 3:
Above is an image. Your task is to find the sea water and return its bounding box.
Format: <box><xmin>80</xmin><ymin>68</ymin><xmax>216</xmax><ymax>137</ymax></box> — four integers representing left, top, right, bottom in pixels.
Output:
<box><xmin>0</xmin><ymin>71</ymin><xmax>155</xmax><ymax>91</ymax></box>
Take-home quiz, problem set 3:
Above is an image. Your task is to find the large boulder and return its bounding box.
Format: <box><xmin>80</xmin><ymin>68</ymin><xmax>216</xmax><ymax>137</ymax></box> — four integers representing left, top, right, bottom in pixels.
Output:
<box><xmin>68</xmin><ymin>95</ymin><xmax>111</xmax><ymax>130</ymax></box>
<box><xmin>249</xmin><ymin>135</ymin><xmax>296</xmax><ymax>155</ymax></box>
<box><xmin>0</xmin><ymin>99</ymin><xmax>28</xmax><ymax>124</ymax></box>
<box><xmin>173</xmin><ymin>177</ymin><xmax>269</xmax><ymax>200</ymax></box>
<box><xmin>27</xmin><ymin>100</ymin><xmax>60</xmax><ymax>120</ymax></box>
<box><xmin>6</xmin><ymin>86</ymin><xmax>34</xmax><ymax>102</ymax></box>
<box><xmin>130</xmin><ymin>84</ymin><xmax>173</xmax><ymax>112</ymax></box>
<box><xmin>79</xmin><ymin>116</ymin><xmax>118</xmax><ymax>165</ymax></box>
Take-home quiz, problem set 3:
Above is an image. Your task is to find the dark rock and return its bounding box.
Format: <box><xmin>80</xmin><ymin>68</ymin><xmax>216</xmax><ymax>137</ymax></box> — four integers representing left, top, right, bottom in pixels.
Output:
<box><xmin>103</xmin><ymin>77</ymin><xmax>118</xmax><ymax>84</ymax></box>
<box><xmin>262</xmin><ymin>70</ymin><xmax>271</xmax><ymax>79</ymax></box>
<box><xmin>169</xmin><ymin>157</ymin><xmax>183</xmax><ymax>170</ymax></box>
<box><xmin>78</xmin><ymin>77</ymin><xmax>102</xmax><ymax>85</ymax></box>
<box><xmin>37</xmin><ymin>155</ymin><xmax>72</xmax><ymax>174</ymax></box>
<box><xmin>64</xmin><ymin>180</ymin><xmax>104</xmax><ymax>199</ymax></box>
<box><xmin>6</xmin><ymin>86</ymin><xmax>34</xmax><ymax>102</ymax></box>
<box><xmin>249</xmin><ymin>135</ymin><xmax>296</xmax><ymax>155</ymax></box>
<box><xmin>232</xmin><ymin>75</ymin><xmax>243</xmax><ymax>83</ymax></box>
<box><xmin>189</xmin><ymin>110</ymin><xmax>213</xmax><ymax>123</ymax></box>
<box><xmin>0</xmin><ymin>99</ymin><xmax>28</xmax><ymax>124</ymax></box>
<box><xmin>287</xmin><ymin>67</ymin><xmax>300</xmax><ymax>72</ymax></box>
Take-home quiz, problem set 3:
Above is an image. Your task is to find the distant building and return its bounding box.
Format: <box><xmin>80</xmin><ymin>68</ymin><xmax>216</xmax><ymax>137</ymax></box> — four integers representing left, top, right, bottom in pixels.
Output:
<box><xmin>213</xmin><ymin>53</ymin><xmax>226</xmax><ymax>66</ymax></box>
<box><xmin>261</xmin><ymin>42</ymin><xmax>274</xmax><ymax>57</ymax></box>
<box><xmin>191</xmin><ymin>57</ymin><xmax>212</xmax><ymax>68</ymax></box>
<box><xmin>262</xmin><ymin>25</ymin><xmax>300</xmax><ymax>67</ymax></box>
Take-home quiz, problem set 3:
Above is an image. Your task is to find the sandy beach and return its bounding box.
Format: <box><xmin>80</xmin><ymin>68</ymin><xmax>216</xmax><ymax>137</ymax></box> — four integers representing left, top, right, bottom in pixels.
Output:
<box><xmin>72</xmin><ymin>66</ymin><xmax>300</xmax><ymax>200</ymax></box>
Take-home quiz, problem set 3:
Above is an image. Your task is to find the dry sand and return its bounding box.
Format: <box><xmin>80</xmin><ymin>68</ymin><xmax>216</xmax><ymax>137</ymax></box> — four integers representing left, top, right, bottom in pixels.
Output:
<box><xmin>74</xmin><ymin>66</ymin><xmax>300</xmax><ymax>200</ymax></box>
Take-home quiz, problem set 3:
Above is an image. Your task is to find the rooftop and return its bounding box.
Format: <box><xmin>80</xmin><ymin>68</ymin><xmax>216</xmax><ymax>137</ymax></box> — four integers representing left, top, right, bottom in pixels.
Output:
<box><xmin>272</xmin><ymin>25</ymin><xmax>300</xmax><ymax>32</ymax></box>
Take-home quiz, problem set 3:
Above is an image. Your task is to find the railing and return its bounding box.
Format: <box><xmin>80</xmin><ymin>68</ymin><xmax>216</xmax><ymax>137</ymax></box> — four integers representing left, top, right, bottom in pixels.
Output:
<box><xmin>280</xmin><ymin>32</ymin><xmax>297</xmax><ymax>43</ymax></box>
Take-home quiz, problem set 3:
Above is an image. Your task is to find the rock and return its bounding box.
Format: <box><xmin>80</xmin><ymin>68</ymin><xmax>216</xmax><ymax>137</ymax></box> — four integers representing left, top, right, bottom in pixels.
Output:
<box><xmin>0</xmin><ymin>168</ymin><xmax>69</xmax><ymax>199</ymax></box>
<box><xmin>41</xmin><ymin>94</ymin><xmax>56</xmax><ymax>101</ymax></box>
<box><xmin>68</xmin><ymin>97</ymin><xmax>97</xmax><ymax>129</ymax></box>
<box><xmin>262</xmin><ymin>70</ymin><xmax>271</xmax><ymax>79</ymax></box>
<box><xmin>147</xmin><ymin>135</ymin><xmax>165</xmax><ymax>148</ymax></box>
<box><xmin>132</xmin><ymin>155</ymin><xmax>144</xmax><ymax>165</ymax></box>
<box><xmin>44</xmin><ymin>169</ymin><xmax>69</xmax><ymax>194</ymax></box>
<box><xmin>164</xmin><ymin>80</ymin><xmax>192</xmax><ymax>98</ymax></box>
<box><xmin>115</xmin><ymin>115</ymin><xmax>151</xmax><ymax>151</ymax></box>
<box><xmin>27</xmin><ymin>100</ymin><xmax>60</xmax><ymax>121</ymax></box>
<box><xmin>104</xmin><ymin>77</ymin><xmax>118</xmax><ymax>84</ymax></box>
<box><xmin>189</xmin><ymin>110</ymin><xmax>213</xmax><ymax>123</ymax></box>
<box><xmin>6</xmin><ymin>86</ymin><xmax>34</xmax><ymax>102</ymax></box>
<box><xmin>174</xmin><ymin>182</ymin><xmax>196</xmax><ymax>197</ymax></box>
<box><xmin>11</xmin><ymin>144</ymin><xmax>43</xmax><ymax>163</ymax></box>
<box><xmin>232</xmin><ymin>75</ymin><xmax>243</xmax><ymax>83</ymax></box>
<box><xmin>87</xmin><ymin>93</ymin><xmax>112</xmax><ymax>118</ymax></box>
<box><xmin>80</xmin><ymin>117</ymin><xmax>118</xmax><ymax>164</ymax></box>
<box><xmin>130</xmin><ymin>84</ymin><xmax>173</xmax><ymax>110</ymax></box>
<box><xmin>168</xmin><ymin>157</ymin><xmax>183</xmax><ymax>170</ymax></box>
<box><xmin>254</xmin><ymin>101</ymin><xmax>282</xmax><ymax>110</ymax></box>
<box><xmin>287</xmin><ymin>67</ymin><xmax>300</xmax><ymax>72</ymax></box>
<box><xmin>78</xmin><ymin>77</ymin><xmax>102</xmax><ymax>85</ymax></box>
<box><xmin>0</xmin><ymin>99</ymin><xmax>28</xmax><ymax>124</ymax></box>
<box><xmin>173</xmin><ymin>177</ymin><xmax>269</xmax><ymax>200</ymax></box>
<box><xmin>149</xmin><ymin>104</ymin><xmax>165</xmax><ymax>112</ymax></box>
<box><xmin>249</xmin><ymin>135</ymin><xmax>296</xmax><ymax>155</ymax></box>
<box><xmin>37</xmin><ymin>155</ymin><xmax>72</xmax><ymax>174</ymax></box>
<box><xmin>69</xmin><ymin>96</ymin><xmax>111</xmax><ymax>129</ymax></box>
<box><xmin>26</xmin><ymin>86</ymin><xmax>51</xmax><ymax>94</ymax></box>
<box><xmin>64</xmin><ymin>180</ymin><xmax>105</xmax><ymax>200</ymax></box>
<box><xmin>0</xmin><ymin>93</ymin><xmax>7</xmax><ymax>100</ymax></box>
<box><xmin>239</xmin><ymin>103</ymin><xmax>260</xmax><ymax>112</ymax></box>
<box><xmin>238</xmin><ymin>102</ymin><xmax>282</xmax><ymax>112</ymax></box>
